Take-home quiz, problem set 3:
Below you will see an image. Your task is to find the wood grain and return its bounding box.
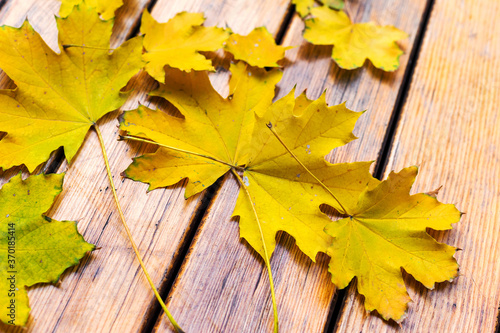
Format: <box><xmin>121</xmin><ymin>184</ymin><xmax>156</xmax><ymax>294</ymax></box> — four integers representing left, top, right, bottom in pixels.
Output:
<box><xmin>336</xmin><ymin>0</ymin><xmax>500</xmax><ymax>332</ymax></box>
<box><xmin>153</xmin><ymin>1</ymin><xmax>431</xmax><ymax>332</ymax></box>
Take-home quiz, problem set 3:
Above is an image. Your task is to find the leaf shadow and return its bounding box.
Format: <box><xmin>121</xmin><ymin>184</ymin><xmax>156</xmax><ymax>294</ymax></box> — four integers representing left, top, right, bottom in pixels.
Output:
<box><xmin>365</xmin><ymin>62</ymin><xmax>401</xmax><ymax>86</ymax></box>
<box><xmin>296</xmin><ymin>44</ymin><xmax>332</xmax><ymax>63</ymax></box>
<box><xmin>278</xmin><ymin>41</ymin><xmax>370</xmax><ymax>101</ymax></box>
<box><xmin>201</xmin><ymin>49</ymin><xmax>234</xmax><ymax>70</ymax></box>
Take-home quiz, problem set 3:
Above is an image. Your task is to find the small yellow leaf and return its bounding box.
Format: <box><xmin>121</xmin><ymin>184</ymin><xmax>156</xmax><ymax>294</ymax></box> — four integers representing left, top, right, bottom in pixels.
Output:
<box><xmin>224</xmin><ymin>27</ymin><xmax>292</xmax><ymax>68</ymax></box>
<box><xmin>0</xmin><ymin>174</ymin><xmax>93</xmax><ymax>326</ymax></box>
<box><xmin>141</xmin><ymin>11</ymin><xmax>230</xmax><ymax>82</ymax></box>
<box><xmin>59</xmin><ymin>0</ymin><xmax>123</xmax><ymax>20</ymax></box>
<box><xmin>325</xmin><ymin>167</ymin><xmax>460</xmax><ymax>321</ymax></box>
<box><xmin>304</xmin><ymin>6</ymin><xmax>408</xmax><ymax>71</ymax></box>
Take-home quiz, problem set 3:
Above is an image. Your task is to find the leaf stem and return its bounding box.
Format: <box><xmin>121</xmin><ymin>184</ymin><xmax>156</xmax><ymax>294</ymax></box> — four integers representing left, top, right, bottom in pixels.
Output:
<box><xmin>265</xmin><ymin>122</ymin><xmax>350</xmax><ymax>216</ymax></box>
<box><xmin>94</xmin><ymin>125</ymin><xmax>184</xmax><ymax>333</ymax></box>
<box><xmin>120</xmin><ymin>134</ymin><xmax>241</xmax><ymax>170</ymax></box>
<box><xmin>230</xmin><ymin>168</ymin><xmax>279</xmax><ymax>333</ymax></box>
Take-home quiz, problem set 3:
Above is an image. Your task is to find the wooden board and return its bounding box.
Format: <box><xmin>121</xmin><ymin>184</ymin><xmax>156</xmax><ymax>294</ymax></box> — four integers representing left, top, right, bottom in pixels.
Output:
<box><xmin>153</xmin><ymin>0</ymin><xmax>432</xmax><ymax>332</ymax></box>
<box><xmin>336</xmin><ymin>0</ymin><xmax>500</xmax><ymax>331</ymax></box>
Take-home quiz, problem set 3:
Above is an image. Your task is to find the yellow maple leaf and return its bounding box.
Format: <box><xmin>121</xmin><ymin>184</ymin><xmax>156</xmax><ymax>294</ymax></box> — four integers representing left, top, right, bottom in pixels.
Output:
<box><xmin>59</xmin><ymin>0</ymin><xmax>123</xmax><ymax>20</ymax></box>
<box><xmin>0</xmin><ymin>173</ymin><xmax>93</xmax><ymax>326</ymax></box>
<box><xmin>0</xmin><ymin>3</ymin><xmax>143</xmax><ymax>172</ymax></box>
<box><xmin>324</xmin><ymin>166</ymin><xmax>460</xmax><ymax>321</ymax></box>
<box><xmin>120</xmin><ymin>63</ymin><xmax>376</xmax><ymax>329</ymax></box>
<box><xmin>120</xmin><ymin>62</ymin><xmax>375</xmax><ymax>261</ymax></box>
<box><xmin>304</xmin><ymin>6</ymin><xmax>408</xmax><ymax>71</ymax></box>
<box><xmin>141</xmin><ymin>11</ymin><xmax>230</xmax><ymax>82</ymax></box>
<box><xmin>292</xmin><ymin>0</ymin><xmax>344</xmax><ymax>17</ymax></box>
<box><xmin>223</xmin><ymin>27</ymin><xmax>293</xmax><ymax>68</ymax></box>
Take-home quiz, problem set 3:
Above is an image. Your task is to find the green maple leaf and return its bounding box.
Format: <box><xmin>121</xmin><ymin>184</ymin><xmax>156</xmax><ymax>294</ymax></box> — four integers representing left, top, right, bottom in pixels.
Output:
<box><xmin>0</xmin><ymin>173</ymin><xmax>94</xmax><ymax>326</ymax></box>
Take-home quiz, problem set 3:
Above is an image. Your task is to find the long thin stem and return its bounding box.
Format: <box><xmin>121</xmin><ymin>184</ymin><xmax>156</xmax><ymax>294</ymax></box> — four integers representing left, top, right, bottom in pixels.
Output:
<box><xmin>120</xmin><ymin>135</ymin><xmax>238</xmax><ymax>170</ymax></box>
<box><xmin>266</xmin><ymin>122</ymin><xmax>350</xmax><ymax>216</ymax></box>
<box><xmin>230</xmin><ymin>169</ymin><xmax>279</xmax><ymax>333</ymax></box>
<box><xmin>94</xmin><ymin>125</ymin><xmax>184</xmax><ymax>333</ymax></box>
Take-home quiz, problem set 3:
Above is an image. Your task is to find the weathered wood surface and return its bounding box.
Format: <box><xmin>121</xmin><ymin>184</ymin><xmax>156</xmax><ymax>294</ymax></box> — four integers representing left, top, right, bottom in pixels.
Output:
<box><xmin>336</xmin><ymin>0</ymin><xmax>500</xmax><ymax>332</ymax></box>
<box><xmin>0</xmin><ymin>0</ymin><xmax>499</xmax><ymax>332</ymax></box>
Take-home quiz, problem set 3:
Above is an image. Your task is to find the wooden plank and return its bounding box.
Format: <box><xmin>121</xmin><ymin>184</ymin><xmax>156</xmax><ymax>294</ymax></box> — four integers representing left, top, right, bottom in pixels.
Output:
<box><xmin>153</xmin><ymin>1</ymin><xmax>431</xmax><ymax>332</ymax></box>
<box><xmin>0</xmin><ymin>0</ymin><xmax>60</xmax><ymax>51</ymax></box>
<box><xmin>0</xmin><ymin>0</ymin><xmax>208</xmax><ymax>332</ymax></box>
<box><xmin>336</xmin><ymin>0</ymin><xmax>500</xmax><ymax>332</ymax></box>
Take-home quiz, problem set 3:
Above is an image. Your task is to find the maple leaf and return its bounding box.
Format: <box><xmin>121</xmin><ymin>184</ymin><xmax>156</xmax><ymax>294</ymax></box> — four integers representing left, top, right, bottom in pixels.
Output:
<box><xmin>223</xmin><ymin>27</ymin><xmax>293</xmax><ymax>68</ymax></box>
<box><xmin>141</xmin><ymin>11</ymin><xmax>230</xmax><ymax>82</ymax></box>
<box><xmin>324</xmin><ymin>166</ymin><xmax>460</xmax><ymax>321</ymax></box>
<box><xmin>59</xmin><ymin>0</ymin><xmax>123</xmax><ymax>20</ymax></box>
<box><xmin>303</xmin><ymin>6</ymin><xmax>408</xmax><ymax>71</ymax></box>
<box><xmin>0</xmin><ymin>173</ymin><xmax>94</xmax><ymax>326</ymax></box>
<box><xmin>120</xmin><ymin>62</ymin><xmax>375</xmax><ymax>262</ymax></box>
<box><xmin>0</xmin><ymin>3</ymin><xmax>143</xmax><ymax>172</ymax></box>
<box><xmin>120</xmin><ymin>62</ymin><xmax>377</xmax><ymax>330</ymax></box>
<box><xmin>292</xmin><ymin>0</ymin><xmax>344</xmax><ymax>17</ymax></box>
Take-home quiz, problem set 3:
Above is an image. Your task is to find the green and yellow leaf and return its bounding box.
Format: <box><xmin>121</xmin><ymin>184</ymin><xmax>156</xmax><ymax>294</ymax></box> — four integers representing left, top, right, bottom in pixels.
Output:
<box><xmin>293</xmin><ymin>0</ymin><xmax>344</xmax><ymax>17</ymax></box>
<box><xmin>0</xmin><ymin>173</ymin><xmax>94</xmax><ymax>326</ymax></box>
